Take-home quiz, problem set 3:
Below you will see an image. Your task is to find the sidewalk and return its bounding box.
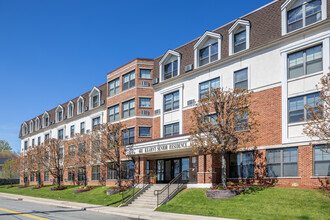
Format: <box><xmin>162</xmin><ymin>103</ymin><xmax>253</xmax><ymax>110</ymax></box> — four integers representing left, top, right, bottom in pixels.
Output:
<box><xmin>0</xmin><ymin>192</ymin><xmax>234</xmax><ymax>220</ymax></box>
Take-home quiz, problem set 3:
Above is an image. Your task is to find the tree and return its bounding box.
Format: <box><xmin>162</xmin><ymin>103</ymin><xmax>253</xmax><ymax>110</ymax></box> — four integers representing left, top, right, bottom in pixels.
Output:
<box><xmin>0</xmin><ymin>139</ymin><xmax>12</xmax><ymax>152</ymax></box>
<box><xmin>16</xmin><ymin>155</ymin><xmax>29</xmax><ymax>185</ymax></box>
<box><xmin>1</xmin><ymin>159</ymin><xmax>18</xmax><ymax>184</ymax></box>
<box><xmin>90</xmin><ymin>123</ymin><xmax>126</xmax><ymax>187</ymax></box>
<box><xmin>190</xmin><ymin>88</ymin><xmax>259</xmax><ymax>189</ymax></box>
<box><xmin>67</xmin><ymin>134</ymin><xmax>92</xmax><ymax>187</ymax></box>
<box><xmin>304</xmin><ymin>72</ymin><xmax>330</xmax><ymax>152</ymax></box>
<box><xmin>40</xmin><ymin>139</ymin><xmax>65</xmax><ymax>188</ymax></box>
<box><xmin>26</xmin><ymin>145</ymin><xmax>45</xmax><ymax>187</ymax></box>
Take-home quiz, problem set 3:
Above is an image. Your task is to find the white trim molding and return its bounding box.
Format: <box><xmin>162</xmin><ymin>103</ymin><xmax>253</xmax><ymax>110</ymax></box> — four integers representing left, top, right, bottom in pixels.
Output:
<box><xmin>159</xmin><ymin>50</ymin><xmax>181</xmax><ymax>82</ymax></box>
<box><xmin>229</xmin><ymin>19</ymin><xmax>250</xmax><ymax>55</ymax></box>
<box><xmin>194</xmin><ymin>31</ymin><xmax>222</xmax><ymax>68</ymax></box>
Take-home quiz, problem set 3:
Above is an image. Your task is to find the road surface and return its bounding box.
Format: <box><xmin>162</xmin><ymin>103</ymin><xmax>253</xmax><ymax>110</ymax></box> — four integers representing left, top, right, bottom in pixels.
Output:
<box><xmin>0</xmin><ymin>196</ymin><xmax>135</xmax><ymax>220</ymax></box>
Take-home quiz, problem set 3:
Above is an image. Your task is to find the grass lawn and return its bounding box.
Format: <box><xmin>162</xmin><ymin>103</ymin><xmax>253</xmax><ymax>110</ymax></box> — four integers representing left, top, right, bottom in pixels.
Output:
<box><xmin>156</xmin><ymin>187</ymin><xmax>330</xmax><ymax>220</ymax></box>
<box><xmin>0</xmin><ymin>185</ymin><xmax>134</xmax><ymax>206</ymax></box>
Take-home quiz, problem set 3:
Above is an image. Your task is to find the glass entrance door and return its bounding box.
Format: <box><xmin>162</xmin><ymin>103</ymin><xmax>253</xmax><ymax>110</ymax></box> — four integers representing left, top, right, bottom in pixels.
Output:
<box><xmin>156</xmin><ymin>157</ymin><xmax>190</xmax><ymax>183</ymax></box>
<box><xmin>157</xmin><ymin>160</ymin><xmax>164</xmax><ymax>182</ymax></box>
<box><xmin>164</xmin><ymin>160</ymin><xmax>172</xmax><ymax>182</ymax></box>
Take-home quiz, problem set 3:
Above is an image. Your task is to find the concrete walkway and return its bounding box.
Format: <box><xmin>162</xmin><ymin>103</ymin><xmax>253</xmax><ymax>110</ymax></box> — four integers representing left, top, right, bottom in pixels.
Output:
<box><xmin>0</xmin><ymin>192</ymin><xmax>234</xmax><ymax>220</ymax></box>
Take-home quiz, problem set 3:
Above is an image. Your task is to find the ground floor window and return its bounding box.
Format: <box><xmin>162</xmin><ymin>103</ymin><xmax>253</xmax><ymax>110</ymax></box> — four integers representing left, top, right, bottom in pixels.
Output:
<box><xmin>147</xmin><ymin>160</ymin><xmax>150</xmax><ymax>175</ymax></box>
<box><xmin>229</xmin><ymin>151</ymin><xmax>255</xmax><ymax>178</ymax></box>
<box><xmin>121</xmin><ymin>161</ymin><xmax>134</xmax><ymax>180</ymax></box>
<box><xmin>30</xmin><ymin>172</ymin><xmax>34</xmax><ymax>182</ymax></box>
<box><xmin>68</xmin><ymin>169</ymin><xmax>75</xmax><ymax>181</ymax></box>
<box><xmin>314</xmin><ymin>145</ymin><xmax>330</xmax><ymax>176</ymax></box>
<box><xmin>92</xmin><ymin>165</ymin><xmax>100</xmax><ymax>181</ymax></box>
<box><xmin>267</xmin><ymin>147</ymin><xmax>298</xmax><ymax>177</ymax></box>
<box><xmin>78</xmin><ymin>168</ymin><xmax>86</xmax><ymax>181</ymax></box>
<box><xmin>44</xmin><ymin>172</ymin><xmax>49</xmax><ymax>182</ymax></box>
<box><xmin>107</xmin><ymin>163</ymin><xmax>117</xmax><ymax>180</ymax></box>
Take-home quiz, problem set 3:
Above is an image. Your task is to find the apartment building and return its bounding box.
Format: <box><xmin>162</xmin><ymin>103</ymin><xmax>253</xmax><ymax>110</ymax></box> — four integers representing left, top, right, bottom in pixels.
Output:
<box><xmin>19</xmin><ymin>0</ymin><xmax>329</xmax><ymax>187</ymax></box>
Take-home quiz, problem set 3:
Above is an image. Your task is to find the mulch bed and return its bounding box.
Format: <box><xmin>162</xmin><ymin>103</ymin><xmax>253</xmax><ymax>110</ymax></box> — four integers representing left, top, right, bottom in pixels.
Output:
<box><xmin>73</xmin><ymin>186</ymin><xmax>94</xmax><ymax>194</ymax></box>
<box><xmin>50</xmin><ymin>186</ymin><xmax>67</xmax><ymax>191</ymax></box>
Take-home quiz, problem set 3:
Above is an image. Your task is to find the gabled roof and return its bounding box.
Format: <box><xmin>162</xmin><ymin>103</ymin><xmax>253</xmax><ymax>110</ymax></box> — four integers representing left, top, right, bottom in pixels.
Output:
<box><xmin>159</xmin><ymin>50</ymin><xmax>181</xmax><ymax>65</ymax></box>
<box><xmin>194</xmin><ymin>31</ymin><xmax>222</xmax><ymax>50</ymax></box>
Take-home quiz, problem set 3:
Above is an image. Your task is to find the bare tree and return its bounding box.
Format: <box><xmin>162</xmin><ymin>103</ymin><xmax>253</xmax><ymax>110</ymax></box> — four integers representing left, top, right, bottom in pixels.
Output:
<box><xmin>16</xmin><ymin>155</ymin><xmax>29</xmax><ymax>186</ymax></box>
<box><xmin>304</xmin><ymin>72</ymin><xmax>330</xmax><ymax>151</ymax></box>
<box><xmin>26</xmin><ymin>145</ymin><xmax>44</xmax><ymax>187</ymax></box>
<box><xmin>90</xmin><ymin>123</ymin><xmax>126</xmax><ymax>187</ymax></box>
<box><xmin>41</xmin><ymin>139</ymin><xmax>65</xmax><ymax>188</ymax></box>
<box><xmin>190</xmin><ymin>88</ymin><xmax>259</xmax><ymax>189</ymax></box>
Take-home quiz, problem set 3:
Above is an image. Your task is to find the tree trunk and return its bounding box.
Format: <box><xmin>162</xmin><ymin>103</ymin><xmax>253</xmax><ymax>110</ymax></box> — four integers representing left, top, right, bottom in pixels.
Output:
<box><xmin>221</xmin><ymin>150</ymin><xmax>227</xmax><ymax>189</ymax></box>
<box><xmin>84</xmin><ymin>168</ymin><xmax>87</xmax><ymax>187</ymax></box>
<box><xmin>38</xmin><ymin>172</ymin><xmax>42</xmax><ymax>187</ymax></box>
<box><xmin>57</xmin><ymin>175</ymin><xmax>61</xmax><ymax>188</ymax></box>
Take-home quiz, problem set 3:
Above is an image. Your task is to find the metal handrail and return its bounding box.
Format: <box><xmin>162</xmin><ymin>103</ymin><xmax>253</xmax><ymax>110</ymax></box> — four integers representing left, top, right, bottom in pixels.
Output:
<box><xmin>120</xmin><ymin>173</ymin><xmax>151</xmax><ymax>206</ymax></box>
<box><xmin>154</xmin><ymin>168</ymin><xmax>195</xmax><ymax>207</ymax></box>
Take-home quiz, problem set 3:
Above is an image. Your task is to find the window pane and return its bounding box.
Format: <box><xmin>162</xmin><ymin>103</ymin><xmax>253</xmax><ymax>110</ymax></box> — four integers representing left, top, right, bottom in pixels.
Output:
<box><xmin>139</xmin><ymin>127</ymin><xmax>150</xmax><ymax>137</ymax></box>
<box><xmin>210</xmin><ymin>78</ymin><xmax>220</xmax><ymax>89</ymax></box>
<box><xmin>289</xmin><ymin>96</ymin><xmax>304</xmax><ymax>123</ymax></box>
<box><xmin>267</xmin><ymin>164</ymin><xmax>281</xmax><ymax>177</ymax></box>
<box><xmin>283</xmin><ymin>148</ymin><xmax>298</xmax><ymax>163</ymax></box>
<box><xmin>267</xmin><ymin>149</ymin><xmax>281</xmax><ymax>163</ymax></box>
<box><xmin>283</xmin><ymin>163</ymin><xmax>298</xmax><ymax>176</ymax></box>
<box><xmin>173</xmin><ymin>123</ymin><xmax>179</xmax><ymax>135</ymax></box>
<box><xmin>200</xmin><ymin>47</ymin><xmax>209</xmax><ymax>59</ymax></box>
<box><xmin>288</xmin><ymin>51</ymin><xmax>304</xmax><ymax>79</ymax></box>
<box><xmin>234</xmin><ymin>69</ymin><xmax>248</xmax><ymax>89</ymax></box>
<box><xmin>306</xmin><ymin>0</ymin><xmax>322</xmax><ymax>25</ymax></box>
<box><xmin>199</xmin><ymin>81</ymin><xmax>209</xmax><ymax>98</ymax></box>
<box><xmin>140</xmin><ymin>69</ymin><xmax>151</xmax><ymax>79</ymax></box>
<box><xmin>314</xmin><ymin>161</ymin><xmax>330</xmax><ymax>176</ymax></box>
<box><xmin>210</xmin><ymin>42</ymin><xmax>218</xmax><ymax>55</ymax></box>
<box><xmin>306</xmin><ymin>45</ymin><xmax>322</xmax><ymax>74</ymax></box>
<box><xmin>287</xmin><ymin>6</ymin><xmax>303</xmax><ymax>32</ymax></box>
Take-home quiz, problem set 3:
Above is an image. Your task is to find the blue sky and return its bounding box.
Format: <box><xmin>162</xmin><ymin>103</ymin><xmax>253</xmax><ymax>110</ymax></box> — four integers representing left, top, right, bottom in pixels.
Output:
<box><xmin>0</xmin><ymin>0</ymin><xmax>273</xmax><ymax>153</ymax></box>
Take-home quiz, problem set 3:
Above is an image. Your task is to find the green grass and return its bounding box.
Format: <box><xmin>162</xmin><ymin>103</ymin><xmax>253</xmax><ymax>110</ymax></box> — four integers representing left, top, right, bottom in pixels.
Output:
<box><xmin>156</xmin><ymin>187</ymin><xmax>330</xmax><ymax>220</ymax></box>
<box><xmin>0</xmin><ymin>185</ymin><xmax>135</xmax><ymax>206</ymax></box>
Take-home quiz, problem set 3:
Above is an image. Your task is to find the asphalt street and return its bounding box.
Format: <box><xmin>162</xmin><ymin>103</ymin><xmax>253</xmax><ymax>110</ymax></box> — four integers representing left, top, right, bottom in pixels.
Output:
<box><xmin>0</xmin><ymin>196</ymin><xmax>135</xmax><ymax>220</ymax></box>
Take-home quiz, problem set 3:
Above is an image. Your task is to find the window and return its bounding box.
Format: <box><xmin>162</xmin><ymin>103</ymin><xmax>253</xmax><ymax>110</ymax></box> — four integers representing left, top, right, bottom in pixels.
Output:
<box><xmin>45</xmin><ymin>133</ymin><xmax>50</xmax><ymax>141</ymax></box>
<box><xmin>140</xmin><ymin>98</ymin><xmax>151</xmax><ymax>108</ymax></box>
<box><xmin>68</xmin><ymin>102</ymin><xmax>74</xmax><ymax>118</ymax></box>
<box><xmin>140</xmin><ymin>69</ymin><xmax>151</xmax><ymax>79</ymax></box>
<box><xmin>37</xmin><ymin>137</ymin><xmax>41</xmax><ymax>145</ymax></box>
<box><xmin>44</xmin><ymin>172</ymin><xmax>49</xmax><ymax>182</ymax></box>
<box><xmin>92</xmin><ymin>165</ymin><xmax>100</xmax><ymax>181</ymax></box>
<box><xmin>288</xmin><ymin>44</ymin><xmax>322</xmax><ymax>79</ymax></box>
<box><xmin>164</xmin><ymin>122</ymin><xmax>179</xmax><ymax>137</ymax></box>
<box><xmin>199</xmin><ymin>42</ymin><xmax>218</xmax><ymax>66</ymax></box>
<box><xmin>80</xmin><ymin>122</ymin><xmax>85</xmax><ymax>134</ymax></box>
<box><xmin>59</xmin><ymin>148</ymin><xmax>64</xmax><ymax>160</ymax></box>
<box><xmin>287</xmin><ymin>0</ymin><xmax>322</xmax><ymax>33</ymax></box>
<box><xmin>288</xmin><ymin>92</ymin><xmax>320</xmax><ymax>123</ymax></box>
<box><xmin>78</xmin><ymin>143</ymin><xmax>86</xmax><ymax>156</ymax></box>
<box><xmin>121</xmin><ymin>161</ymin><xmax>135</xmax><ymax>179</ymax></box>
<box><xmin>92</xmin><ymin>117</ymin><xmax>100</xmax><ymax>130</ymax></box>
<box><xmin>22</xmin><ymin>124</ymin><xmax>28</xmax><ymax>135</ymax></box>
<box><xmin>229</xmin><ymin>151</ymin><xmax>255</xmax><ymax>178</ymax></box>
<box><xmin>78</xmin><ymin>97</ymin><xmax>84</xmax><ymax>114</ymax></box>
<box><xmin>199</xmin><ymin>78</ymin><xmax>220</xmax><ymax>99</ymax></box>
<box><xmin>30</xmin><ymin>121</ymin><xmax>34</xmax><ymax>133</ymax></box>
<box><xmin>164</xmin><ymin>91</ymin><xmax>179</xmax><ymax>112</ymax></box>
<box><xmin>139</xmin><ymin>127</ymin><xmax>151</xmax><ymax>137</ymax></box>
<box><xmin>68</xmin><ymin>169</ymin><xmax>75</xmax><ymax>182</ymax></box>
<box><xmin>58</xmin><ymin>129</ymin><xmax>64</xmax><ymax>140</ymax></box>
<box><xmin>107</xmin><ymin>163</ymin><xmax>117</xmax><ymax>180</ymax></box>
<box><xmin>24</xmin><ymin>141</ymin><xmax>28</xmax><ymax>151</ymax></box>
<box><xmin>123</xmin><ymin>128</ymin><xmax>135</xmax><ymax>145</ymax></box>
<box><xmin>108</xmin><ymin>78</ymin><xmax>120</xmax><ymax>97</ymax></box>
<box><xmin>78</xmin><ymin>168</ymin><xmax>86</xmax><ymax>181</ymax></box>
<box><xmin>35</xmin><ymin>118</ymin><xmax>40</xmax><ymax>130</ymax></box>
<box><xmin>92</xmin><ymin>94</ymin><xmax>99</xmax><ymax>108</ymax></box>
<box><xmin>147</xmin><ymin>160</ymin><xmax>150</xmax><ymax>175</ymax></box>
<box><xmin>122</xmin><ymin>99</ymin><xmax>135</xmax><ymax>118</ymax></box>
<box><xmin>234</xmin><ymin>68</ymin><xmax>248</xmax><ymax>89</ymax></box>
<box><xmin>70</xmin><ymin>125</ymin><xmax>75</xmax><ymax>137</ymax></box>
<box><xmin>123</xmin><ymin>70</ymin><xmax>135</xmax><ymax>91</ymax></box>
<box><xmin>69</xmin><ymin>145</ymin><xmax>76</xmax><ymax>157</ymax></box>
<box><xmin>56</xmin><ymin>106</ymin><xmax>63</xmax><ymax>122</ymax></box>
<box><xmin>30</xmin><ymin>172</ymin><xmax>35</xmax><ymax>182</ymax></box>
<box><xmin>164</xmin><ymin>60</ymin><xmax>178</xmax><ymax>80</ymax></box>
<box><xmin>43</xmin><ymin>114</ymin><xmax>49</xmax><ymax>127</ymax></box>
<box><xmin>313</xmin><ymin>145</ymin><xmax>330</xmax><ymax>176</ymax></box>
<box><xmin>235</xmin><ymin>112</ymin><xmax>248</xmax><ymax>131</ymax></box>
<box><xmin>108</xmin><ymin>105</ymin><xmax>120</xmax><ymax>122</ymax></box>
<box><xmin>234</xmin><ymin>30</ymin><xmax>246</xmax><ymax>53</ymax></box>
<box><xmin>267</xmin><ymin>148</ymin><xmax>298</xmax><ymax>177</ymax></box>
<box><xmin>32</xmin><ymin>139</ymin><xmax>35</xmax><ymax>147</ymax></box>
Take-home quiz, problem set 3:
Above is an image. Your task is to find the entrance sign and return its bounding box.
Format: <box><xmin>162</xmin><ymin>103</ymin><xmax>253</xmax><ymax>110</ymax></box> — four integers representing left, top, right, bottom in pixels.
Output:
<box><xmin>126</xmin><ymin>141</ymin><xmax>190</xmax><ymax>155</ymax></box>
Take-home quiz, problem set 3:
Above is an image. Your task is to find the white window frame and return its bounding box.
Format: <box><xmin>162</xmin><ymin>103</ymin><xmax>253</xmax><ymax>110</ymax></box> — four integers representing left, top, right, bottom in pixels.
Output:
<box><xmin>22</xmin><ymin>122</ymin><xmax>28</xmax><ymax>136</ymax></box>
<box><xmin>42</xmin><ymin>112</ymin><xmax>50</xmax><ymax>128</ymax></box>
<box><xmin>29</xmin><ymin>120</ymin><xmax>34</xmax><ymax>133</ymax></box>
<box><xmin>159</xmin><ymin>50</ymin><xmax>181</xmax><ymax>82</ymax></box>
<box><xmin>77</xmin><ymin>96</ymin><xmax>84</xmax><ymax>115</ymax></box>
<box><xmin>281</xmin><ymin>0</ymin><xmax>327</xmax><ymax>35</ymax></box>
<box><xmin>229</xmin><ymin>20</ymin><xmax>250</xmax><ymax>55</ymax></box>
<box><xmin>55</xmin><ymin>105</ymin><xmax>64</xmax><ymax>123</ymax></box>
<box><xmin>67</xmin><ymin>101</ymin><xmax>74</xmax><ymax>118</ymax></box>
<box><xmin>35</xmin><ymin>118</ymin><xmax>40</xmax><ymax>131</ymax></box>
<box><xmin>89</xmin><ymin>87</ymin><xmax>101</xmax><ymax>110</ymax></box>
<box><xmin>194</xmin><ymin>31</ymin><xmax>222</xmax><ymax>68</ymax></box>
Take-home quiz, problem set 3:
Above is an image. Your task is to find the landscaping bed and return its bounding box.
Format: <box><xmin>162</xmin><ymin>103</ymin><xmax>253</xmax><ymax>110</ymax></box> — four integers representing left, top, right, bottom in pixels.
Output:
<box><xmin>156</xmin><ymin>187</ymin><xmax>330</xmax><ymax>220</ymax></box>
<box><xmin>73</xmin><ymin>186</ymin><xmax>94</xmax><ymax>194</ymax></box>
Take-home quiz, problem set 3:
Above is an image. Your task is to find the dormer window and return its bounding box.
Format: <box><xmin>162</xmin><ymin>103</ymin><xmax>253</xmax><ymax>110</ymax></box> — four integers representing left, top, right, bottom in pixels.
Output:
<box><xmin>43</xmin><ymin>112</ymin><xmax>49</xmax><ymax>127</ymax></box>
<box><xmin>77</xmin><ymin>96</ymin><xmax>84</xmax><ymax>114</ymax></box>
<box><xmin>89</xmin><ymin>87</ymin><xmax>101</xmax><ymax>109</ymax></box>
<box><xmin>56</xmin><ymin>105</ymin><xmax>64</xmax><ymax>123</ymax></box>
<box><xmin>35</xmin><ymin>118</ymin><xmax>40</xmax><ymax>130</ymax></box>
<box><xmin>68</xmin><ymin>101</ymin><xmax>74</xmax><ymax>118</ymax></box>
<box><xmin>159</xmin><ymin>50</ymin><xmax>181</xmax><ymax>82</ymax></box>
<box><xmin>281</xmin><ymin>0</ymin><xmax>326</xmax><ymax>35</ymax></box>
<box><xmin>194</xmin><ymin>31</ymin><xmax>221</xmax><ymax>68</ymax></box>
<box><xmin>229</xmin><ymin>20</ymin><xmax>250</xmax><ymax>55</ymax></box>
<box><xmin>22</xmin><ymin>123</ymin><xmax>28</xmax><ymax>136</ymax></box>
<box><xmin>29</xmin><ymin>121</ymin><xmax>34</xmax><ymax>133</ymax></box>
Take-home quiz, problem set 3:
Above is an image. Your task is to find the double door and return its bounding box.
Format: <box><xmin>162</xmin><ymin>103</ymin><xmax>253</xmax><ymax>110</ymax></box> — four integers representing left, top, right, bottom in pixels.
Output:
<box><xmin>156</xmin><ymin>158</ymin><xmax>189</xmax><ymax>183</ymax></box>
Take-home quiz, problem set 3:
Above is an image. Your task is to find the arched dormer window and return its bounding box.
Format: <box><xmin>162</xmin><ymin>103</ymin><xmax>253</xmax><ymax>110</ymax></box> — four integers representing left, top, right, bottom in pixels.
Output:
<box><xmin>35</xmin><ymin>117</ymin><xmax>40</xmax><ymax>130</ymax></box>
<box><xmin>77</xmin><ymin>96</ymin><xmax>84</xmax><ymax>114</ymax></box>
<box><xmin>42</xmin><ymin>112</ymin><xmax>50</xmax><ymax>128</ymax></box>
<box><xmin>55</xmin><ymin>105</ymin><xmax>64</xmax><ymax>123</ymax></box>
<box><xmin>194</xmin><ymin>31</ymin><xmax>222</xmax><ymax>68</ymax></box>
<box><xmin>229</xmin><ymin>19</ymin><xmax>250</xmax><ymax>55</ymax></box>
<box><xmin>67</xmin><ymin>101</ymin><xmax>74</xmax><ymax>118</ymax></box>
<box><xmin>281</xmin><ymin>0</ymin><xmax>326</xmax><ymax>35</ymax></box>
<box><xmin>29</xmin><ymin>120</ymin><xmax>34</xmax><ymax>133</ymax></box>
<box><xmin>89</xmin><ymin>87</ymin><xmax>101</xmax><ymax>109</ymax></box>
<box><xmin>159</xmin><ymin>50</ymin><xmax>181</xmax><ymax>82</ymax></box>
<box><xmin>22</xmin><ymin>122</ymin><xmax>28</xmax><ymax>136</ymax></box>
